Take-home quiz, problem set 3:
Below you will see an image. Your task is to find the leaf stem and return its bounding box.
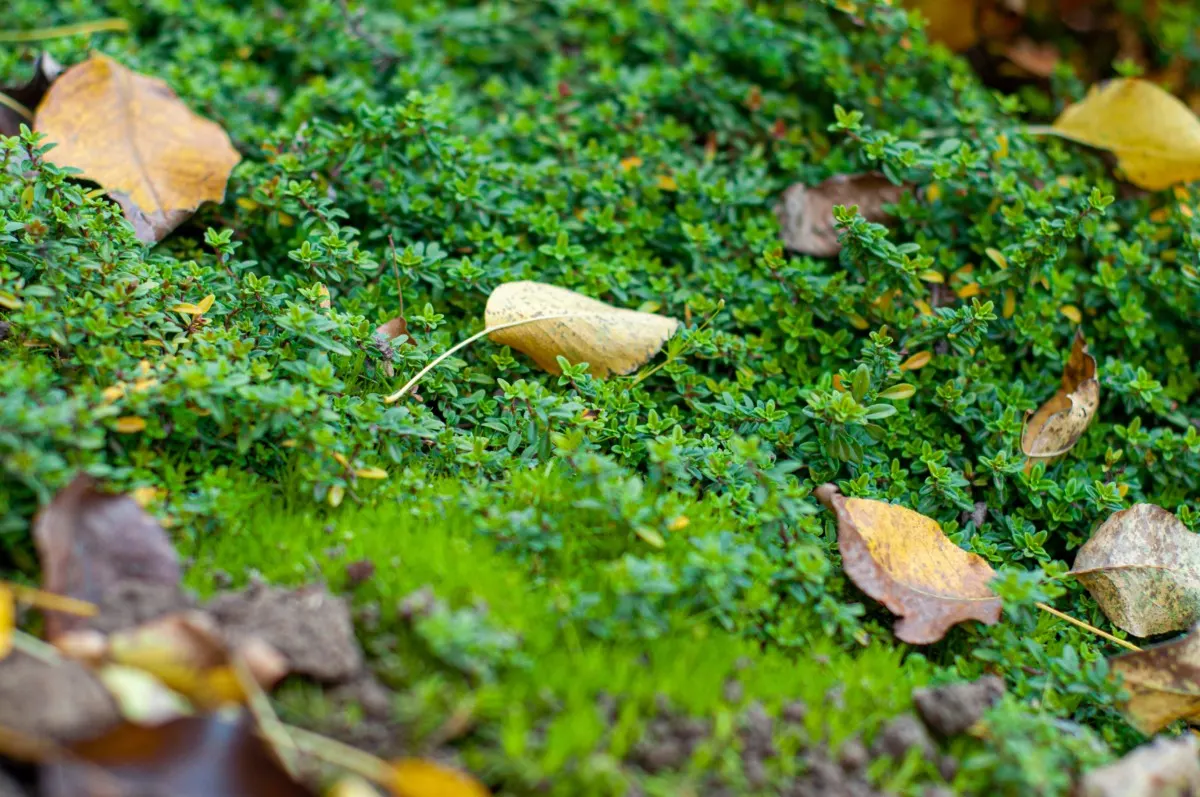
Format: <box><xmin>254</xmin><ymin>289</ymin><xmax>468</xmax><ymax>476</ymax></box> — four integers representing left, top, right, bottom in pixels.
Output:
<box><xmin>0</xmin><ymin>18</ymin><xmax>130</xmax><ymax>42</ymax></box>
<box><xmin>382</xmin><ymin>312</ymin><xmax>583</xmax><ymax>404</ymax></box>
<box><xmin>0</xmin><ymin>93</ymin><xmax>32</xmax><ymax>122</ymax></box>
<box><xmin>1035</xmin><ymin>601</ymin><xmax>1141</xmax><ymax>652</ymax></box>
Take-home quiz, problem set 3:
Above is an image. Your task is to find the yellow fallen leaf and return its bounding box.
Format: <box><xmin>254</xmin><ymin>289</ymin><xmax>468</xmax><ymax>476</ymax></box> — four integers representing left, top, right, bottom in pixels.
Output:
<box><xmin>1060</xmin><ymin>304</ymin><xmax>1083</xmax><ymax>324</ymax></box>
<box><xmin>35</xmin><ymin>53</ymin><xmax>241</xmax><ymax>244</ymax></box>
<box><xmin>1022</xmin><ymin>329</ymin><xmax>1098</xmax><ymax>466</ymax></box>
<box><xmin>814</xmin><ymin>484</ymin><xmax>1002</xmax><ymax>644</ymax></box>
<box><xmin>485</xmin><ymin>281</ymin><xmax>679</xmax><ymax>378</ymax></box>
<box><xmin>900</xmin><ymin>351</ymin><xmax>933</xmax><ymax>371</ymax></box>
<box><xmin>656</xmin><ymin>174</ymin><xmax>678</xmax><ymax>191</ymax></box>
<box><xmin>955</xmin><ymin>283</ymin><xmax>982</xmax><ymax>299</ymax></box>
<box><xmin>114</xmin><ymin>416</ymin><xmax>147</xmax><ymax>433</ymax></box>
<box><xmin>1109</xmin><ymin>624</ymin><xmax>1200</xmax><ymax>734</ymax></box>
<box><xmin>0</xmin><ymin>584</ymin><xmax>12</xmax><ymax>661</ymax></box>
<box><xmin>919</xmin><ymin>270</ymin><xmax>944</xmax><ymax>284</ymax></box>
<box><xmin>355</xmin><ymin>467</ymin><xmax>388</xmax><ymax>480</ymax></box>
<box><xmin>620</xmin><ymin>156</ymin><xmax>643</xmax><ymax>172</ymax></box>
<box><xmin>389</xmin><ymin>758</ymin><xmax>490</xmax><ymax>797</ymax></box>
<box><xmin>98</xmin><ymin>664</ymin><xmax>193</xmax><ymax>725</ymax></box>
<box><xmin>1051</xmin><ymin>79</ymin><xmax>1200</xmax><ymax>190</ymax></box>
<box><xmin>903</xmin><ymin>0</ymin><xmax>978</xmax><ymax>52</ymax></box>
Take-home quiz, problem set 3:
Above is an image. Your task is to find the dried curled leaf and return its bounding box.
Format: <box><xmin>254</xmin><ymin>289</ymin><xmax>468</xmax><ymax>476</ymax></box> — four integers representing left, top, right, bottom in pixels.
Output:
<box><xmin>484</xmin><ymin>281</ymin><xmax>679</xmax><ymax>377</ymax></box>
<box><xmin>1021</xmin><ymin>329</ymin><xmax>1098</xmax><ymax>465</ymax></box>
<box><xmin>35</xmin><ymin>53</ymin><xmax>241</xmax><ymax>244</ymax></box>
<box><xmin>1052</xmin><ymin>78</ymin><xmax>1200</xmax><ymax>190</ymax></box>
<box><xmin>815</xmin><ymin>485</ymin><xmax>1002</xmax><ymax>644</ymax></box>
<box><xmin>1071</xmin><ymin>504</ymin><xmax>1200</xmax><ymax>637</ymax></box>
<box><xmin>775</xmin><ymin>173</ymin><xmax>904</xmax><ymax>257</ymax></box>
<box><xmin>1109</xmin><ymin>624</ymin><xmax>1200</xmax><ymax>734</ymax></box>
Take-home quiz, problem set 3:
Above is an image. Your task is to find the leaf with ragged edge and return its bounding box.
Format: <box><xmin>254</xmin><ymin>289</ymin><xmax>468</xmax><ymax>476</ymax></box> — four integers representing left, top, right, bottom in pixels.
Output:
<box><xmin>1109</xmin><ymin>624</ymin><xmax>1200</xmax><ymax>734</ymax></box>
<box><xmin>33</xmin><ymin>474</ymin><xmax>182</xmax><ymax>639</ymax></box>
<box><xmin>775</xmin><ymin>173</ymin><xmax>904</xmax><ymax>257</ymax></box>
<box><xmin>485</xmin><ymin>281</ymin><xmax>679</xmax><ymax>378</ymax></box>
<box><xmin>389</xmin><ymin>758</ymin><xmax>490</xmax><ymax>797</ymax></box>
<box><xmin>1021</xmin><ymin>328</ymin><xmax>1098</xmax><ymax>467</ymax></box>
<box><xmin>34</xmin><ymin>53</ymin><xmax>241</xmax><ymax>244</ymax></box>
<box><xmin>1051</xmin><ymin>78</ymin><xmax>1200</xmax><ymax>190</ymax></box>
<box><xmin>814</xmin><ymin>484</ymin><xmax>1002</xmax><ymax>644</ymax></box>
<box><xmin>0</xmin><ymin>52</ymin><xmax>62</xmax><ymax>137</ymax></box>
<box><xmin>1071</xmin><ymin>504</ymin><xmax>1200</xmax><ymax>637</ymax></box>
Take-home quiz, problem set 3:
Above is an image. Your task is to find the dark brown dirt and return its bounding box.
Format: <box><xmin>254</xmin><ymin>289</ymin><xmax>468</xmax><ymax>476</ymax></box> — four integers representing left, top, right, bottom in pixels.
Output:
<box><xmin>206</xmin><ymin>584</ymin><xmax>362</xmax><ymax>683</ymax></box>
<box><xmin>914</xmin><ymin>676</ymin><xmax>1005</xmax><ymax>737</ymax></box>
<box><xmin>0</xmin><ymin>652</ymin><xmax>118</xmax><ymax>742</ymax></box>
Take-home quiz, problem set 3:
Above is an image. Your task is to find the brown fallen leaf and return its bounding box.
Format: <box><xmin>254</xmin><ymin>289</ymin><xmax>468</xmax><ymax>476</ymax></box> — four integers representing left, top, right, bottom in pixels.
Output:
<box><xmin>1070</xmin><ymin>504</ymin><xmax>1200</xmax><ymax>637</ymax></box>
<box><xmin>376</xmin><ymin>316</ymin><xmax>416</xmax><ymax>378</ymax></box>
<box><xmin>1004</xmin><ymin>38</ymin><xmax>1060</xmax><ymax>78</ymax></box>
<box><xmin>40</xmin><ymin>712</ymin><xmax>315</xmax><ymax>797</ymax></box>
<box><xmin>1021</xmin><ymin>329</ymin><xmax>1098</xmax><ymax>467</ymax></box>
<box><xmin>1050</xmin><ymin>78</ymin><xmax>1200</xmax><ymax>191</ymax></box>
<box><xmin>814</xmin><ymin>484</ymin><xmax>1002</xmax><ymax>644</ymax></box>
<box><xmin>0</xmin><ymin>52</ymin><xmax>63</xmax><ymax>137</ymax></box>
<box><xmin>1079</xmin><ymin>735</ymin><xmax>1200</xmax><ymax>797</ymax></box>
<box><xmin>484</xmin><ymin>281</ymin><xmax>679</xmax><ymax>377</ymax></box>
<box><xmin>1109</xmin><ymin>624</ymin><xmax>1200</xmax><ymax>734</ymax></box>
<box><xmin>33</xmin><ymin>474</ymin><xmax>182</xmax><ymax>639</ymax></box>
<box><xmin>775</xmin><ymin>173</ymin><xmax>904</xmax><ymax>257</ymax></box>
<box><xmin>35</xmin><ymin>52</ymin><xmax>241</xmax><ymax>244</ymax></box>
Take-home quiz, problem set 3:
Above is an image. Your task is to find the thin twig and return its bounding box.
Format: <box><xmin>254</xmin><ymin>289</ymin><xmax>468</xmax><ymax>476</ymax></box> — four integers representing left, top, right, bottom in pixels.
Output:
<box><xmin>274</xmin><ymin>722</ymin><xmax>394</xmax><ymax>785</ymax></box>
<box><xmin>0</xmin><ymin>18</ymin><xmax>129</xmax><ymax>42</ymax></box>
<box><xmin>0</xmin><ymin>93</ymin><xmax>32</xmax><ymax>122</ymax></box>
<box><xmin>234</xmin><ymin>654</ymin><xmax>301</xmax><ymax>779</ymax></box>
<box><xmin>1036</xmin><ymin>601</ymin><xmax>1141</xmax><ymax>652</ymax></box>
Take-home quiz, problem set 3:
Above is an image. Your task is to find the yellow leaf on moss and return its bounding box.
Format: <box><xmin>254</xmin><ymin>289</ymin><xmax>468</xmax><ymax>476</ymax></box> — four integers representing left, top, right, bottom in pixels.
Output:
<box><xmin>114</xmin><ymin>416</ymin><xmax>147</xmax><ymax>433</ymax></box>
<box><xmin>485</xmin><ymin>281</ymin><xmax>679</xmax><ymax>378</ymax></box>
<box><xmin>903</xmin><ymin>0</ymin><xmax>978</xmax><ymax>52</ymax></box>
<box><xmin>900</xmin><ymin>351</ymin><xmax>933</xmax><ymax>371</ymax></box>
<box><xmin>955</xmin><ymin>283</ymin><xmax>982</xmax><ymax>299</ymax></box>
<box><xmin>1051</xmin><ymin>78</ymin><xmax>1200</xmax><ymax>190</ymax></box>
<box><xmin>1109</xmin><ymin>625</ymin><xmax>1200</xmax><ymax>734</ymax></box>
<box><xmin>0</xmin><ymin>584</ymin><xmax>12</xmax><ymax>661</ymax></box>
<box><xmin>1060</xmin><ymin>304</ymin><xmax>1083</xmax><ymax>324</ymax></box>
<box><xmin>656</xmin><ymin>174</ymin><xmax>678</xmax><ymax>191</ymax></box>
<box><xmin>620</xmin><ymin>156</ymin><xmax>643</xmax><ymax>172</ymax></box>
<box><xmin>35</xmin><ymin>53</ymin><xmax>241</xmax><ymax>244</ymax></box>
<box><xmin>814</xmin><ymin>484</ymin><xmax>1002</xmax><ymax>644</ymax></box>
<box><xmin>389</xmin><ymin>758</ymin><xmax>490</xmax><ymax>797</ymax></box>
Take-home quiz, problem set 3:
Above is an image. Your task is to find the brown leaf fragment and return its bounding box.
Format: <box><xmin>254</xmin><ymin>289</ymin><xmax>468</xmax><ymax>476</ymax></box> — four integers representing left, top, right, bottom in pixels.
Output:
<box><xmin>0</xmin><ymin>52</ymin><xmax>63</xmax><ymax>137</ymax></box>
<box><xmin>33</xmin><ymin>475</ymin><xmax>182</xmax><ymax>640</ymax></box>
<box><xmin>1021</xmin><ymin>329</ymin><xmax>1099</xmax><ymax>466</ymax></box>
<box><xmin>815</xmin><ymin>485</ymin><xmax>1002</xmax><ymax>644</ymax></box>
<box><xmin>40</xmin><ymin>712</ymin><xmax>315</xmax><ymax>797</ymax></box>
<box><xmin>1004</xmin><ymin>38</ymin><xmax>1060</xmax><ymax>77</ymax></box>
<box><xmin>1080</xmin><ymin>734</ymin><xmax>1200</xmax><ymax>797</ymax></box>
<box><xmin>1109</xmin><ymin>624</ymin><xmax>1200</xmax><ymax>734</ymax></box>
<box><xmin>1070</xmin><ymin>504</ymin><xmax>1200</xmax><ymax>637</ymax></box>
<box><xmin>0</xmin><ymin>652</ymin><xmax>119</xmax><ymax>743</ymax></box>
<box><xmin>776</xmin><ymin>173</ymin><xmax>904</xmax><ymax>257</ymax></box>
<box><xmin>34</xmin><ymin>53</ymin><xmax>241</xmax><ymax>244</ymax></box>
<box><xmin>206</xmin><ymin>584</ymin><xmax>363</xmax><ymax>683</ymax></box>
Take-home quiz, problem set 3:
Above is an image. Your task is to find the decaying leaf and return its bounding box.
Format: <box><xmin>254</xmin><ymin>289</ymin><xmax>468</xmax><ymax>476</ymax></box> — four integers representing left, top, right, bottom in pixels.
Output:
<box><xmin>35</xmin><ymin>53</ymin><xmax>241</xmax><ymax>244</ymax></box>
<box><xmin>775</xmin><ymin>173</ymin><xmax>905</xmax><ymax>257</ymax></box>
<box><xmin>0</xmin><ymin>51</ymin><xmax>63</xmax><ymax>137</ymax></box>
<box><xmin>1079</xmin><ymin>735</ymin><xmax>1200</xmax><ymax>797</ymax></box>
<box><xmin>1051</xmin><ymin>78</ymin><xmax>1200</xmax><ymax>190</ymax></box>
<box><xmin>1021</xmin><ymin>329</ymin><xmax>1098</xmax><ymax>466</ymax></box>
<box><xmin>1109</xmin><ymin>624</ymin><xmax>1200</xmax><ymax>734</ymax></box>
<box><xmin>484</xmin><ymin>281</ymin><xmax>679</xmax><ymax>377</ymax></box>
<box><xmin>390</xmin><ymin>758</ymin><xmax>490</xmax><ymax>797</ymax></box>
<box><xmin>814</xmin><ymin>484</ymin><xmax>1002</xmax><ymax>644</ymax></box>
<box><xmin>40</xmin><ymin>712</ymin><xmax>315</xmax><ymax>797</ymax></box>
<box><xmin>1070</xmin><ymin>504</ymin><xmax>1200</xmax><ymax>637</ymax></box>
<box><xmin>33</xmin><ymin>474</ymin><xmax>182</xmax><ymax>639</ymax></box>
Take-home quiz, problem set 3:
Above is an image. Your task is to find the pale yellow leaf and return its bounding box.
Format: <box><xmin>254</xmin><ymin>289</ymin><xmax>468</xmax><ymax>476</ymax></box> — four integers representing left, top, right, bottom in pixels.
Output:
<box><xmin>0</xmin><ymin>585</ymin><xmax>12</xmax><ymax>661</ymax></box>
<box><xmin>389</xmin><ymin>758</ymin><xmax>490</xmax><ymax>797</ymax></box>
<box><xmin>114</xmin><ymin>416</ymin><xmax>147</xmax><ymax>433</ymax></box>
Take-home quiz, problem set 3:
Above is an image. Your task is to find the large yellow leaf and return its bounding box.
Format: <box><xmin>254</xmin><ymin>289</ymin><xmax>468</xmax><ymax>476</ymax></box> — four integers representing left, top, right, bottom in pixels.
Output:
<box><xmin>814</xmin><ymin>485</ymin><xmax>1002</xmax><ymax>644</ymax></box>
<box><xmin>1052</xmin><ymin>79</ymin><xmax>1200</xmax><ymax>190</ymax></box>
<box><xmin>485</xmin><ymin>281</ymin><xmax>679</xmax><ymax>377</ymax></box>
<box><xmin>1109</xmin><ymin>624</ymin><xmax>1200</xmax><ymax>734</ymax></box>
<box><xmin>35</xmin><ymin>53</ymin><xmax>241</xmax><ymax>243</ymax></box>
<box><xmin>1021</xmin><ymin>329</ymin><xmax>1098</xmax><ymax>467</ymax></box>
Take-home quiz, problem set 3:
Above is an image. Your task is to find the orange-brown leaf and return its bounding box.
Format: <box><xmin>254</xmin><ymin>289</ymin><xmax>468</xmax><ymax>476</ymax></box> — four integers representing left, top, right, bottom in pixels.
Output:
<box><xmin>1109</xmin><ymin>624</ymin><xmax>1200</xmax><ymax>734</ymax></box>
<box><xmin>815</xmin><ymin>484</ymin><xmax>1002</xmax><ymax>644</ymax></box>
<box><xmin>776</xmin><ymin>173</ymin><xmax>904</xmax><ymax>257</ymax></box>
<box><xmin>35</xmin><ymin>53</ymin><xmax>241</xmax><ymax>244</ymax></box>
<box><xmin>1021</xmin><ymin>329</ymin><xmax>1099</xmax><ymax>466</ymax></box>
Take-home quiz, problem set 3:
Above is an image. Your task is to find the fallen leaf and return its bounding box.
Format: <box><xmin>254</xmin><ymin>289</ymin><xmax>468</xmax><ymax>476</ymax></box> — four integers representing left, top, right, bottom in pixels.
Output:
<box><xmin>1109</xmin><ymin>624</ymin><xmax>1200</xmax><ymax>734</ymax></box>
<box><xmin>776</xmin><ymin>173</ymin><xmax>904</xmax><ymax>257</ymax></box>
<box><xmin>0</xmin><ymin>51</ymin><xmax>63</xmax><ymax>137</ymax></box>
<box><xmin>484</xmin><ymin>281</ymin><xmax>679</xmax><ymax>377</ymax></box>
<box><xmin>1005</xmin><ymin>38</ymin><xmax>1060</xmax><ymax>77</ymax></box>
<box><xmin>814</xmin><ymin>484</ymin><xmax>1002</xmax><ymax>644</ymax></box>
<box><xmin>0</xmin><ymin>585</ymin><xmax>11</xmax><ymax>661</ymax></box>
<box><xmin>1079</xmin><ymin>735</ymin><xmax>1200</xmax><ymax>797</ymax></box>
<box><xmin>33</xmin><ymin>474</ymin><xmax>182</xmax><ymax>639</ymax></box>
<box><xmin>35</xmin><ymin>53</ymin><xmax>241</xmax><ymax>244</ymax></box>
<box><xmin>1021</xmin><ymin>329</ymin><xmax>1098</xmax><ymax>465</ymax></box>
<box><xmin>332</xmin><ymin>775</ymin><xmax>384</xmax><ymax>796</ymax></box>
<box><xmin>389</xmin><ymin>758</ymin><xmax>490</xmax><ymax>797</ymax></box>
<box><xmin>903</xmin><ymin>0</ymin><xmax>978</xmax><ymax>52</ymax></box>
<box><xmin>40</xmin><ymin>712</ymin><xmax>315</xmax><ymax>797</ymax></box>
<box><xmin>377</xmin><ymin>316</ymin><xmax>413</xmax><ymax>344</ymax></box>
<box><xmin>97</xmin><ymin>664</ymin><xmax>193</xmax><ymax>725</ymax></box>
<box><xmin>1071</xmin><ymin>504</ymin><xmax>1200</xmax><ymax>636</ymax></box>
<box><xmin>1051</xmin><ymin>78</ymin><xmax>1200</xmax><ymax>190</ymax></box>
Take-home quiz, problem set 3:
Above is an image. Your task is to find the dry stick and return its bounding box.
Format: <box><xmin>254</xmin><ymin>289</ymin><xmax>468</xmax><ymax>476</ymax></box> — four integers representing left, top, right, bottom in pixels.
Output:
<box><xmin>0</xmin><ymin>18</ymin><xmax>130</xmax><ymax>42</ymax></box>
<box><xmin>1035</xmin><ymin>601</ymin><xmax>1142</xmax><ymax>653</ymax></box>
<box><xmin>233</xmin><ymin>654</ymin><xmax>301</xmax><ymax>779</ymax></box>
<box><xmin>383</xmin><ymin>312</ymin><xmax>583</xmax><ymax>404</ymax></box>
<box><xmin>273</xmin><ymin>722</ymin><xmax>395</xmax><ymax>786</ymax></box>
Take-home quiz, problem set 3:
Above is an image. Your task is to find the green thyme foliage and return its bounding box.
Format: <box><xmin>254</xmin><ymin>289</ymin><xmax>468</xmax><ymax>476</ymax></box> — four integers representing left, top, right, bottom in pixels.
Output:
<box><xmin>4</xmin><ymin>0</ymin><xmax>1200</xmax><ymax>793</ymax></box>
